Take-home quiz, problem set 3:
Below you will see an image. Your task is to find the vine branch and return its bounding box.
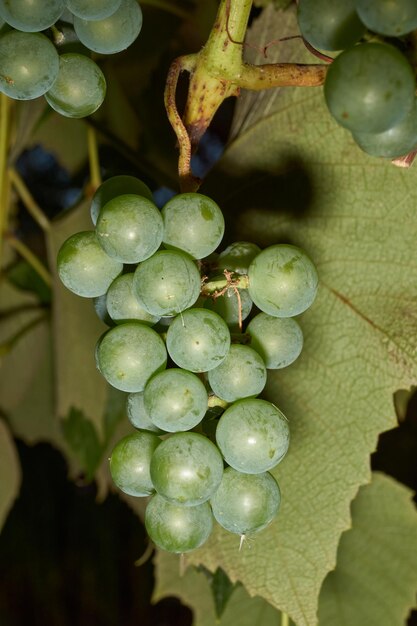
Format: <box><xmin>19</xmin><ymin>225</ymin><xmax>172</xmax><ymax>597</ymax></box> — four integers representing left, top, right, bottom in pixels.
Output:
<box><xmin>164</xmin><ymin>0</ymin><xmax>328</xmax><ymax>189</ymax></box>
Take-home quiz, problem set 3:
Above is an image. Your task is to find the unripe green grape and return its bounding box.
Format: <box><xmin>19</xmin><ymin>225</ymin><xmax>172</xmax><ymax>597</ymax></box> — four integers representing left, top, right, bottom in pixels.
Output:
<box><xmin>297</xmin><ymin>0</ymin><xmax>365</xmax><ymax>51</ymax></box>
<box><xmin>210</xmin><ymin>468</ymin><xmax>281</xmax><ymax>535</ymax></box>
<box><xmin>73</xmin><ymin>0</ymin><xmax>142</xmax><ymax>54</ymax></box>
<box><xmin>93</xmin><ymin>294</ymin><xmax>113</xmax><ymax>325</ymax></box>
<box><xmin>65</xmin><ymin>0</ymin><xmax>121</xmax><ymax>20</ymax></box>
<box><xmin>133</xmin><ymin>250</ymin><xmax>201</xmax><ymax>317</ymax></box>
<box><xmin>203</xmin><ymin>287</ymin><xmax>253</xmax><ymax>327</ymax></box>
<box><xmin>207</xmin><ymin>345</ymin><xmax>267</xmax><ymax>402</ymax></box>
<box><xmin>0</xmin><ymin>31</ymin><xmax>59</xmax><ymax>100</ymax></box>
<box><xmin>45</xmin><ymin>53</ymin><xmax>106</xmax><ymax>119</ymax></box>
<box><xmin>96</xmin><ymin>322</ymin><xmax>167</xmax><ymax>392</ymax></box>
<box><xmin>150</xmin><ymin>432</ymin><xmax>224</xmax><ymax>506</ymax></box>
<box><xmin>145</xmin><ymin>495</ymin><xmax>213</xmax><ymax>553</ymax></box>
<box><xmin>355</xmin><ymin>0</ymin><xmax>417</xmax><ymax>37</ymax></box>
<box><xmin>110</xmin><ymin>431</ymin><xmax>160</xmax><ymax>497</ymax></box>
<box><xmin>248</xmin><ymin>244</ymin><xmax>318</xmax><ymax>318</ymax></box>
<box><xmin>106</xmin><ymin>274</ymin><xmax>160</xmax><ymax>325</ymax></box>
<box><xmin>247</xmin><ymin>313</ymin><xmax>303</xmax><ymax>369</ymax></box>
<box><xmin>144</xmin><ymin>368</ymin><xmax>208</xmax><ymax>432</ymax></box>
<box><xmin>216</xmin><ymin>399</ymin><xmax>290</xmax><ymax>474</ymax></box>
<box><xmin>57</xmin><ymin>231</ymin><xmax>122</xmax><ymax>297</ymax></box>
<box><xmin>126</xmin><ymin>392</ymin><xmax>164</xmax><ymax>434</ymax></box>
<box><xmin>166</xmin><ymin>308</ymin><xmax>231</xmax><ymax>373</ymax></box>
<box><xmin>324</xmin><ymin>43</ymin><xmax>416</xmax><ymax>134</ymax></box>
<box><xmin>90</xmin><ymin>176</ymin><xmax>153</xmax><ymax>225</ymax></box>
<box><xmin>0</xmin><ymin>0</ymin><xmax>64</xmax><ymax>32</ymax></box>
<box><xmin>217</xmin><ymin>241</ymin><xmax>261</xmax><ymax>275</ymax></box>
<box><xmin>96</xmin><ymin>194</ymin><xmax>163</xmax><ymax>264</ymax></box>
<box><xmin>352</xmin><ymin>100</ymin><xmax>417</xmax><ymax>159</ymax></box>
<box><xmin>161</xmin><ymin>193</ymin><xmax>225</xmax><ymax>259</ymax></box>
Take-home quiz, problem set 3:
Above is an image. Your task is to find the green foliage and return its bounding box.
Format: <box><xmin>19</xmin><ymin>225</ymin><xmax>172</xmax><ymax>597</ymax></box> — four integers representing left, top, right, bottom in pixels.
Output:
<box><xmin>318</xmin><ymin>473</ymin><xmax>417</xmax><ymax>625</ymax></box>
<box><xmin>61</xmin><ymin>407</ymin><xmax>103</xmax><ymax>482</ymax></box>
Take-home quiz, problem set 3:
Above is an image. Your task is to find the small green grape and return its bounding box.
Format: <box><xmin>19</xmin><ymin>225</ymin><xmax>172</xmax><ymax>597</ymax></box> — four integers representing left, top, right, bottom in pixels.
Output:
<box><xmin>150</xmin><ymin>432</ymin><xmax>224</xmax><ymax>506</ymax></box>
<box><xmin>207</xmin><ymin>344</ymin><xmax>267</xmax><ymax>402</ymax></box>
<box><xmin>90</xmin><ymin>176</ymin><xmax>153</xmax><ymax>225</ymax></box>
<box><xmin>96</xmin><ymin>322</ymin><xmax>167</xmax><ymax>392</ymax></box>
<box><xmin>126</xmin><ymin>392</ymin><xmax>164</xmax><ymax>434</ymax></box>
<box><xmin>247</xmin><ymin>313</ymin><xmax>303</xmax><ymax>369</ymax></box>
<box><xmin>145</xmin><ymin>495</ymin><xmax>213</xmax><ymax>553</ymax></box>
<box><xmin>210</xmin><ymin>467</ymin><xmax>281</xmax><ymax>535</ymax></box>
<box><xmin>106</xmin><ymin>274</ymin><xmax>160</xmax><ymax>325</ymax></box>
<box><xmin>110</xmin><ymin>431</ymin><xmax>160</xmax><ymax>497</ymax></box>
<box><xmin>57</xmin><ymin>231</ymin><xmax>122</xmax><ymax>297</ymax></box>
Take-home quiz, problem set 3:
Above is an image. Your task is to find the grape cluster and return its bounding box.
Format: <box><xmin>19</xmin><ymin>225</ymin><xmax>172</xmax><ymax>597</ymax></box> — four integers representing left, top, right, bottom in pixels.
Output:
<box><xmin>57</xmin><ymin>176</ymin><xmax>319</xmax><ymax>553</ymax></box>
<box><xmin>298</xmin><ymin>0</ymin><xmax>417</xmax><ymax>159</ymax></box>
<box><xmin>0</xmin><ymin>0</ymin><xmax>142</xmax><ymax>117</ymax></box>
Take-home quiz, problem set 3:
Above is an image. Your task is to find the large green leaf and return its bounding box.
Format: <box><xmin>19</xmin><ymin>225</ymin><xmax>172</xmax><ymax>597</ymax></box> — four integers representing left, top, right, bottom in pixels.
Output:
<box><xmin>187</xmin><ymin>6</ymin><xmax>417</xmax><ymax>625</ymax></box>
<box><xmin>318</xmin><ymin>472</ymin><xmax>417</xmax><ymax>625</ymax></box>
<box><xmin>153</xmin><ymin>550</ymin><xmax>281</xmax><ymax>626</ymax></box>
<box><xmin>0</xmin><ymin>420</ymin><xmax>21</xmax><ymax>531</ymax></box>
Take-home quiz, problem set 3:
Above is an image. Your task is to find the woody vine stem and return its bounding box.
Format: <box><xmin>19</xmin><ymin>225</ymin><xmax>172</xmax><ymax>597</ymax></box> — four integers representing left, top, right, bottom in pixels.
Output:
<box><xmin>164</xmin><ymin>0</ymin><xmax>327</xmax><ymax>192</ymax></box>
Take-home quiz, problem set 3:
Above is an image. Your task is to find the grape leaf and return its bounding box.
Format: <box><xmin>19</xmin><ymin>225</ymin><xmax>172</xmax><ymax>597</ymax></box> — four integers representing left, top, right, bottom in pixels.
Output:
<box><xmin>318</xmin><ymin>472</ymin><xmax>417</xmax><ymax>625</ymax></box>
<box><xmin>0</xmin><ymin>420</ymin><xmax>21</xmax><ymax>531</ymax></box>
<box><xmin>188</xmin><ymin>6</ymin><xmax>417</xmax><ymax>625</ymax></box>
<box><xmin>153</xmin><ymin>550</ymin><xmax>281</xmax><ymax>626</ymax></box>
<box><xmin>61</xmin><ymin>407</ymin><xmax>102</xmax><ymax>482</ymax></box>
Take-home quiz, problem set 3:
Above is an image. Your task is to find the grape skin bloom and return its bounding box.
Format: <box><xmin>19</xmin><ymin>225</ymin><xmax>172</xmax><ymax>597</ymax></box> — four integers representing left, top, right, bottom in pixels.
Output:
<box><xmin>207</xmin><ymin>344</ymin><xmax>267</xmax><ymax>402</ymax></box>
<box><xmin>150</xmin><ymin>432</ymin><xmax>224</xmax><ymax>506</ymax></box>
<box><xmin>145</xmin><ymin>495</ymin><xmax>213</xmax><ymax>553</ymax></box>
<box><xmin>248</xmin><ymin>244</ymin><xmax>318</xmax><ymax>317</ymax></box>
<box><xmin>210</xmin><ymin>468</ymin><xmax>281</xmax><ymax>536</ymax></box>
<box><xmin>0</xmin><ymin>31</ymin><xmax>59</xmax><ymax>100</ymax></box>
<box><xmin>95</xmin><ymin>322</ymin><xmax>167</xmax><ymax>393</ymax></box>
<box><xmin>216</xmin><ymin>398</ymin><xmax>290</xmax><ymax>474</ymax></box>
<box><xmin>110</xmin><ymin>431</ymin><xmax>160</xmax><ymax>497</ymax></box>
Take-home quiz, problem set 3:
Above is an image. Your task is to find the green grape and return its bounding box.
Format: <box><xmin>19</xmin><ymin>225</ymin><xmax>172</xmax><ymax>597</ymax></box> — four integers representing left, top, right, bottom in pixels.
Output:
<box><xmin>247</xmin><ymin>312</ymin><xmax>303</xmax><ymax>369</ymax></box>
<box><xmin>248</xmin><ymin>244</ymin><xmax>318</xmax><ymax>318</ymax></box>
<box><xmin>216</xmin><ymin>398</ymin><xmax>290</xmax><ymax>474</ymax></box>
<box><xmin>210</xmin><ymin>468</ymin><xmax>281</xmax><ymax>535</ymax></box>
<box><xmin>145</xmin><ymin>495</ymin><xmax>213</xmax><ymax>553</ymax></box>
<box><xmin>352</xmin><ymin>100</ymin><xmax>417</xmax><ymax>158</ymax></box>
<box><xmin>297</xmin><ymin>0</ymin><xmax>365</xmax><ymax>51</ymax></box>
<box><xmin>166</xmin><ymin>308</ymin><xmax>231</xmax><ymax>373</ymax></box>
<box><xmin>324</xmin><ymin>43</ymin><xmax>416</xmax><ymax>134</ymax></box>
<box><xmin>355</xmin><ymin>0</ymin><xmax>417</xmax><ymax>37</ymax></box>
<box><xmin>207</xmin><ymin>345</ymin><xmax>267</xmax><ymax>403</ymax></box>
<box><xmin>45</xmin><ymin>53</ymin><xmax>106</xmax><ymax>119</ymax></box>
<box><xmin>203</xmin><ymin>287</ymin><xmax>253</xmax><ymax>327</ymax></box>
<box><xmin>93</xmin><ymin>293</ymin><xmax>113</xmax><ymax>326</ymax></box>
<box><xmin>133</xmin><ymin>250</ymin><xmax>201</xmax><ymax>317</ymax></box>
<box><xmin>90</xmin><ymin>176</ymin><xmax>153</xmax><ymax>225</ymax></box>
<box><xmin>65</xmin><ymin>0</ymin><xmax>121</xmax><ymax>20</ymax></box>
<box><xmin>73</xmin><ymin>0</ymin><xmax>142</xmax><ymax>54</ymax></box>
<box><xmin>57</xmin><ymin>231</ymin><xmax>122</xmax><ymax>297</ymax></box>
<box><xmin>0</xmin><ymin>31</ymin><xmax>59</xmax><ymax>100</ymax></box>
<box><xmin>126</xmin><ymin>392</ymin><xmax>164</xmax><ymax>434</ymax></box>
<box><xmin>217</xmin><ymin>241</ymin><xmax>261</xmax><ymax>274</ymax></box>
<box><xmin>0</xmin><ymin>0</ymin><xmax>64</xmax><ymax>32</ymax></box>
<box><xmin>150</xmin><ymin>432</ymin><xmax>224</xmax><ymax>506</ymax></box>
<box><xmin>96</xmin><ymin>194</ymin><xmax>163</xmax><ymax>264</ymax></box>
<box><xmin>144</xmin><ymin>368</ymin><xmax>208</xmax><ymax>432</ymax></box>
<box><xmin>109</xmin><ymin>431</ymin><xmax>160</xmax><ymax>497</ymax></box>
<box><xmin>161</xmin><ymin>193</ymin><xmax>225</xmax><ymax>259</ymax></box>
<box><xmin>106</xmin><ymin>273</ymin><xmax>160</xmax><ymax>325</ymax></box>
<box><xmin>95</xmin><ymin>322</ymin><xmax>167</xmax><ymax>392</ymax></box>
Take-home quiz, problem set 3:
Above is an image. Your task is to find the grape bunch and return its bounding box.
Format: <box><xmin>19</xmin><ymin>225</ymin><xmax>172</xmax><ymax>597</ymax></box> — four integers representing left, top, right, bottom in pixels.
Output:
<box><xmin>0</xmin><ymin>0</ymin><xmax>142</xmax><ymax>117</ymax></box>
<box><xmin>57</xmin><ymin>176</ymin><xmax>319</xmax><ymax>553</ymax></box>
<box><xmin>298</xmin><ymin>0</ymin><xmax>417</xmax><ymax>159</ymax></box>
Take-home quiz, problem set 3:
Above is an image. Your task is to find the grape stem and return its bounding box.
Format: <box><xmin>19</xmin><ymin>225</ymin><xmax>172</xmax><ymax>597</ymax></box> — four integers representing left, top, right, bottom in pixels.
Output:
<box><xmin>164</xmin><ymin>0</ymin><xmax>328</xmax><ymax>191</ymax></box>
<box><xmin>5</xmin><ymin>232</ymin><xmax>53</xmax><ymax>287</ymax></box>
<box><xmin>201</xmin><ymin>270</ymin><xmax>249</xmax><ymax>296</ymax></box>
<box><xmin>86</xmin><ymin>125</ymin><xmax>102</xmax><ymax>194</ymax></box>
<box><xmin>9</xmin><ymin>167</ymin><xmax>51</xmax><ymax>233</ymax></box>
<box><xmin>0</xmin><ymin>93</ymin><xmax>11</xmax><ymax>265</ymax></box>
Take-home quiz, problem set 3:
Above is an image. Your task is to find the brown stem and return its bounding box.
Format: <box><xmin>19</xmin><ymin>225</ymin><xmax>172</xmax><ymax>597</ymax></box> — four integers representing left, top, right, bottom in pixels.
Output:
<box><xmin>164</xmin><ymin>54</ymin><xmax>200</xmax><ymax>192</ymax></box>
<box><xmin>238</xmin><ymin>62</ymin><xmax>328</xmax><ymax>90</ymax></box>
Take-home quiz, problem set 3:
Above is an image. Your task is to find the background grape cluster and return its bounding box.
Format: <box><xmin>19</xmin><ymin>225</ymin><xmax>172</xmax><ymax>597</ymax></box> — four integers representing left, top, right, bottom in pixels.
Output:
<box><xmin>298</xmin><ymin>0</ymin><xmax>417</xmax><ymax>159</ymax></box>
<box><xmin>0</xmin><ymin>0</ymin><xmax>142</xmax><ymax>117</ymax></box>
<box><xmin>57</xmin><ymin>176</ymin><xmax>318</xmax><ymax>553</ymax></box>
